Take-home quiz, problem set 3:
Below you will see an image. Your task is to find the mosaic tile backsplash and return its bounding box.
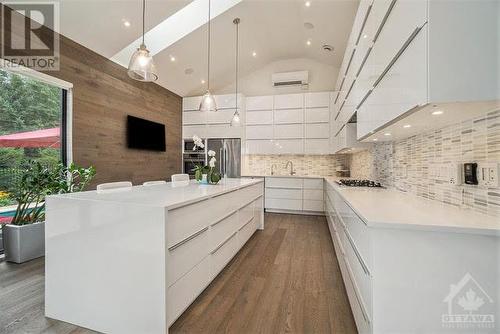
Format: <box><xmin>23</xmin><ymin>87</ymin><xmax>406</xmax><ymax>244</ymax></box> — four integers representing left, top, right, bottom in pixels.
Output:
<box><xmin>243</xmin><ymin>154</ymin><xmax>349</xmax><ymax>177</ymax></box>
<box><xmin>350</xmin><ymin>109</ymin><xmax>500</xmax><ymax>217</ymax></box>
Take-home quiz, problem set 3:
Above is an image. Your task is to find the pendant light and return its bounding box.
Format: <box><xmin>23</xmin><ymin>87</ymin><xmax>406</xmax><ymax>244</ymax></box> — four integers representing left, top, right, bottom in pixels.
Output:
<box><xmin>199</xmin><ymin>0</ymin><xmax>217</xmax><ymax>112</ymax></box>
<box><xmin>230</xmin><ymin>18</ymin><xmax>241</xmax><ymax>127</ymax></box>
<box><xmin>127</xmin><ymin>0</ymin><xmax>158</xmax><ymax>82</ymax></box>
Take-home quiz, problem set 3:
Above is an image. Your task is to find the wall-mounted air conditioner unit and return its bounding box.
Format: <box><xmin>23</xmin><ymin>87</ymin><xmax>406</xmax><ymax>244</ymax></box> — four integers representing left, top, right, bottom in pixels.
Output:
<box><xmin>271</xmin><ymin>71</ymin><xmax>309</xmax><ymax>87</ymax></box>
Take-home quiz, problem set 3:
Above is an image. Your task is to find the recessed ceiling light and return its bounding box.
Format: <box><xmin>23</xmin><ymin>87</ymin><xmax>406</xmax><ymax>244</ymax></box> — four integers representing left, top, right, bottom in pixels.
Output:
<box><xmin>432</xmin><ymin>110</ymin><xmax>444</xmax><ymax>115</ymax></box>
<box><xmin>201</xmin><ymin>79</ymin><xmax>206</xmax><ymax>84</ymax></box>
<box><xmin>170</xmin><ymin>55</ymin><xmax>176</xmax><ymax>62</ymax></box>
<box><xmin>306</xmin><ymin>40</ymin><xmax>312</xmax><ymax>46</ymax></box>
<box><xmin>252</xmin><ymin>51</ymin><xmax>257</xmax><ymax>57</ymax></box>
<box><xmin>305</xmin><ymin>1</ymin><xmax>311</xmax><ymax>7</ymax></box>
<box><xmin>403</xmin><ymin>124</ymin><xmax>412</xmax><ymax>128</ymax></box>
<box><xmin>304</xmin><ymin>22</ymin><xmax>314</xmax><ymax>30</ymax></box>
<box><xmin>373</xmin><ymin>138</ymin><xmax>378</xmax><ymax>141</ymax></box>
<box><xmin>362</xmin><ymin>34</ymin><xmax>368</xmax><ymax>39</ymax></box>
<box><xmin>384</xmin><ymin>133</ymin><xmax>391</xmax><ymax>136</ymax></box>
<box><xmin>122</xmin><ymin>20</ymin><xmax>131</xmax><ymax>28</ymax></box>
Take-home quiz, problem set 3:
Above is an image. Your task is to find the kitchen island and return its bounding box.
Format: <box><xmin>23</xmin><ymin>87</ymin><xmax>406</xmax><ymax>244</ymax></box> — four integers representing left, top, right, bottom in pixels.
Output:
<box><xmin>45</xmin><ymin>178</ymin><xmax>264</xmax><ymax>334</ymax></box>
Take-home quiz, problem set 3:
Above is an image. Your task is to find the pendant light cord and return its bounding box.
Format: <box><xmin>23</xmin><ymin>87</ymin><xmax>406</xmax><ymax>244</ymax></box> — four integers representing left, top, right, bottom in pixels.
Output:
<box><xmin>207</xmin><ymin>0</ymin><xmax>211</xmax><ymax>91</ymax></box>
<box><xmin>142</xmin><ymin>0</ymin><xmax>146</xmax><ymax>46</ymax></box>
<box><xmin>235</xmin><ymin>19</ymin><xmax>239</xmax><ymax>111</ymax></box>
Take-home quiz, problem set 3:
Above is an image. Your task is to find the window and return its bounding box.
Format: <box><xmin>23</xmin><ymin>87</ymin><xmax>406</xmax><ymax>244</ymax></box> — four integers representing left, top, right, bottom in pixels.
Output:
<box><xmin>0</xmin><ymin>68</ymin><xmax>68</xmax><ymax>250</ymax></box>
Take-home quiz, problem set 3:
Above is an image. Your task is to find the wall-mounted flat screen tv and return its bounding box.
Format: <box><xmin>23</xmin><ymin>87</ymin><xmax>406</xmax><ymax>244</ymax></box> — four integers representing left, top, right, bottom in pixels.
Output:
<box><xmin>127</xmin><ymin>115</ymin><xmax>166</xmax><ymax>152</ymax></box>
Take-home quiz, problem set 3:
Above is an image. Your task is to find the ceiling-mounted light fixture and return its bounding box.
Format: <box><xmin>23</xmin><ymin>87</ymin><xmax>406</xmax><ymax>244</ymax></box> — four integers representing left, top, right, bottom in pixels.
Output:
<box><xmin>127</xmin><ymin>0</ymin><xmax>158</xmax><ymax>82</ymax></box>
<box><xmin>231</xmin><ymin>18</ymin><xmax>241</xmax><ymax>127</ymax></box>
<box><xmin>199</xmin><ymin>0</ymin><xmax>217</xmax><ymax>112</ymax></box>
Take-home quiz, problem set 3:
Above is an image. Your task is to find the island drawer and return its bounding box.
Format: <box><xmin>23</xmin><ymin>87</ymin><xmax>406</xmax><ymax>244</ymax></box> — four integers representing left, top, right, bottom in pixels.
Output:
<box><xmin>239</xmin><ymin>201</ymin><xmax>255</xmax><ymax>229</ymax></box>
<box><xmin>167</xmin><ymin>188</ymin><xmax>253</xmax><ymax>248</ymax></box>
<box><xmin>209</xmin><ymin>211</ymin><xmax>239</xmax><ymax>253</ymax></box>
<box><xmin>167</xmin><ymin>226</ymin><xmax>209</xmax><ymax>287</ymax></box>
<box><xmin>210</xmin><ymin>231</ymin><xmax>239</xmax><ymax>277</ymax></box>
<box><xmin>167</xmin><ymin>255</ymin><xmax>211</xmax><ymax>327</ymax></box>
<box><xmin>239</xmin><ymin>217</ymin><xmax>257</xmax><ymax>246</ymax></box>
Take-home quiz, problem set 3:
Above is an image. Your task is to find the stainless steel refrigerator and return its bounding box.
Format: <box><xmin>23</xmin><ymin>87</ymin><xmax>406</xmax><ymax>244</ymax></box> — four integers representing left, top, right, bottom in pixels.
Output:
<box><xmin>207</xmin><ymin>139</ymin><xmax>241</xmax><ymax>178</ymax></box>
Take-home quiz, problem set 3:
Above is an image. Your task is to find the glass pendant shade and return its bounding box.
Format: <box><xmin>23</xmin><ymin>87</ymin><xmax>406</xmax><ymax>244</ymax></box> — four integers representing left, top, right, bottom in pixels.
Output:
<box><xmin>230</xmin><ymin>111</ymin><xmax>241</xmax><ymax>127</ymax></box>
<box><xmin>127</xmin><ymin>44</ymin><xmax>158</xmax><ymax>82</ymax></box>
<box><xmin>199</xmin><ymin>90</ymin><xmax>217</xmax><ymax>112</ymax></box>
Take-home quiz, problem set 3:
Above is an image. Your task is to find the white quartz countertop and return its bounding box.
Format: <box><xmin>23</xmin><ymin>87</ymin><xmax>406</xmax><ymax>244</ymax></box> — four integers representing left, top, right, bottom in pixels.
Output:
<box><xmin>49</xmin><ymin>178</ymin><xmax>263</xmax><ymax>210</ymax></box>
<box><xmin>242</xmin><ymin>174</ymin><xmax>326</xmax><ymax>179</ymax></box>
<box><xmin>325</xmin><ymin>178</ymin><xmax>500</xmax><ymax>236</ymax></box>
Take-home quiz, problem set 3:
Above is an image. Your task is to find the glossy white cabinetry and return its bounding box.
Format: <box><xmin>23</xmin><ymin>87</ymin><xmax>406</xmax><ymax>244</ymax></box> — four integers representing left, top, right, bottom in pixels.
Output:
<box><xmin>265</xmin><ymin>177</ymin><xmax>323</xmax><ymax>214</ymax></box>
<box><xmin>46</xmin><ymin>179</ymin><xmax>264</xmax><ymax>334</ymax></box>
<box><xmin>333</xmin><ymin>0</ymin><xmax>499</xmax><ymax>142</ymax></box>
<box><xmin>333</xmin><ymin>123</ymin><xmax>371</xmax><ymax>154</ymax></box>
<box><xmin>182</xmin><ymin>94</ymin><xmax>245</xmax><ymax>139</ymax></box>
<box><xmin>245</xmin><ymin>92</ymin><xmax>334</xmax><ymax>155</ymax></box>
<box><xmin>324</xmin><ymin>180</ymin><xmax>500</xmax><ymax>334</ymax></box>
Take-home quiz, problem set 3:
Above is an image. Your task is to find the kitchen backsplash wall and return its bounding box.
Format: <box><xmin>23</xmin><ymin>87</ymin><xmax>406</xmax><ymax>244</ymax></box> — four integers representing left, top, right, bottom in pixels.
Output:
<box><xmin>243</xmin><ymin>154</ymin><xmax>349</xmax><ymax>177</ymax></box>
<box><xmin>350</xmin><ymin>109</ymin><xmax>500</xmax><ymax>217</ymax></box>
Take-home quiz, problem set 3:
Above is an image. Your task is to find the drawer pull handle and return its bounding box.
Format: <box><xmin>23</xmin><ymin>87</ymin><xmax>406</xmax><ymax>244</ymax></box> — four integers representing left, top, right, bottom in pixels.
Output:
<box><xmin>239</xmin><ymin>217</ymin><xmax>255</xmax><ymax>231</ymax></box>
<box><xmin>372</xmin><ymin>24</ymin><xmax>425</xmax><ymax>89</ymax></box>
<box><xmin>211</xmin><ymin>209</ymin><xmax>238</xmax><ymax>227</ymax></box>
<box><xmin>211</xmin><ymin>231</ymin><xmax>238</xmax><ymax>254</ymax></box>
<box><xmin>168</xmin><ymin>227</ymin><xmax>208</xmax><ymax>251</ymax></box>
<box><xmin>343</xmin><ymin>226</ymin><xmax>371</xmax><ymax>277</ymax></box>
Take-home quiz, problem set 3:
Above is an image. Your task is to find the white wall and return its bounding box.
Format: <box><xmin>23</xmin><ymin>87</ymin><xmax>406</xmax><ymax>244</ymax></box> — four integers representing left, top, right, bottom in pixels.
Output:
<box><xmin>215</xmin><ymin>58</ymin><xmax>339</xmax><ymax>96</ymax></box>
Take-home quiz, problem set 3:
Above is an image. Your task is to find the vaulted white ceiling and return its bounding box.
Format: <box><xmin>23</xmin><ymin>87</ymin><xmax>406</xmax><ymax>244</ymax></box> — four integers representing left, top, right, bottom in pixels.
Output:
<box><xmin>7</xmin><ymin>0</ymin><xmax>359</xmax><ymax>97</ymax></box>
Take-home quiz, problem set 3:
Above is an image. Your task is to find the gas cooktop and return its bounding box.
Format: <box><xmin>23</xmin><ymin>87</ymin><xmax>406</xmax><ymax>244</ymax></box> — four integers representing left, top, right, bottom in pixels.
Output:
<box><xmin>337</xmin><ymin>179</ymin><xmax>383</xmax><ymax>188</ymax></box>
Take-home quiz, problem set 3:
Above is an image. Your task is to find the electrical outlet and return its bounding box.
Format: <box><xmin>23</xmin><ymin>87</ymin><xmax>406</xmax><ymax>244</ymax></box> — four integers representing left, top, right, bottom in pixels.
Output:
<box><xmin>478</xmin><ymin>163</ymin><xmax>500</xmax><ymax>187</ymax></box>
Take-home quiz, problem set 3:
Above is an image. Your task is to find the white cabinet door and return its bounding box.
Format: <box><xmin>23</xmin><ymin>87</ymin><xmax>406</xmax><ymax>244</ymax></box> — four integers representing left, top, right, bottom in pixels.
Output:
<box><xmin>183</xmin><ymin>111</ymin><xmax>206</xmax><ymax>125</ymax></box>
<box><xmin>214</xmin><ymin>94</ymin><xmax>243</xmax><ymax>110</ymax></box>
<box><xmin>246</xmin><ymin>110</ymin><xmax>273</xmax><ymax>125</ymax></box>
<box><xmin>265</xmin><ymin>177</ymin><xmax>303</xmax><ymax>189</ymax></box>
<box><xmin>265</xmin><ymin>198</ymin><xmax>303</xmax><ymax>211</ymax></box>
<box><xmin>183</xmin><ymin>125</ymin><xmax>206</xmax><ymax>139</ymax></box>
<box><xmin>246</xmin><ymin>96</ymin><xmax>273</xmax><ymax>111</ymax></box>
<box><xmin>183</xmin><ymin>96</ymin><xmax>202</xmax><ymax>111</ymax></box>
<box><xmin>357</xmin><ymin>25</ymin><xmax>428</xmax><ymax>138</ymax></box>
<box><xmin>304</xmin><ymin>92</ymin><xmax>330</xmax><ymax>108</ymax></box>
<box><xmin>303</xmin><ymin>200</ymin><xmax>324</xmax><ymax>212</ymax></box>
<box><xmin>246</xmin><ymin>125</ymin><xmax>273</xmax><ymax>140</ymax></box>
<box><xmin>246</xmin><ymin>140</ymin><xmax>274</xmax><ymax>154</ymax></box>
<box><xmin>274</xmin><ymin>93</ymin><xmax>304</xmax><ymax>109</ymax></box>
<box><xmin>358</xmin><ymin>0</ymin><xmax>427</xmax><ymax>97</ymax></box>
<box><xmin>265</xmin><ymin>188</ymin><xmax>303</xmax><ymax>200</ymax></box>
<box><xmin>305</xmin><ymin>123</ymin><xmax>330</xmax><ymax>139</ymax></box>
<box><xmin>303</xmin><ymin>178</ymin><xmax>323</xmax><ymax>190</ymax></box>
<box><xmin>206</xmin><ymin>110</ymin><xmax>235</xmax><ymax>124</ymax></box>
<box><xmin>274</xmin><ymin>124</ymin><xmax>303</xmax><ymax>139</ymax></box>
<box><xmin>274</xmin><ymin>139</ymin><xmax>304</xmax><ymax>154</ymax></box>
<box><xmin>304</xmin><ymin>139</ymin><xmax>330</xmax><ymax>154</ymax></box>
<box><xmin>206</xmin><ymin>124</ymin><xmax>242</xmax><ymax>138</ymax></box>
<box><xmin>274</xmin><ymin>108</ymin><xmax>303</xmax><ymax>124</ymax></box>
<box><xmin>305</xmin><ymin>107</ymin><xmax>330</xmax><ymax>123</ymax></box>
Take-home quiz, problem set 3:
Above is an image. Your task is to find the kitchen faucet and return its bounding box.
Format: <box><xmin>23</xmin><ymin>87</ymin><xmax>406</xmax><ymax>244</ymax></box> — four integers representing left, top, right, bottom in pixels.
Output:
<box><xmin>271</xmin><ymin>164</ymin><xmax>278</xmax><ymax>175</ymax></box>
<box><xmin>285</xmin><ymin>161</ymin><xmax>296</xmax><ymax>176</ymax></box>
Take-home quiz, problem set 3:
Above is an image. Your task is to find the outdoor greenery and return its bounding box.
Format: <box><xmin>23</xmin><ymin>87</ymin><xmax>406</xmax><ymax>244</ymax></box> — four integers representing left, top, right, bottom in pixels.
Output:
<box><xmin>10</xmin><ymin>161</ymin><xmax>96</xmax><ymax>225</ymax></box>
<box><xmin>0</xmin><ymin>69</ymin><xmax>62</xmax><ymax>205</ymax></box>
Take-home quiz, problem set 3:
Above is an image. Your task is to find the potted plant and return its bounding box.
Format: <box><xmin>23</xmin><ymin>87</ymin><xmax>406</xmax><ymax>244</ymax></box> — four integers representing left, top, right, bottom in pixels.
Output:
<box><xmin>191</xmin><ymin>135</ymin><xmax>221</xmax><ymax>185</ymax></box>
<box><xmin>1</xmin><ymin>161</ymin><xmax>95</xmax><ymax>263</ymax></box>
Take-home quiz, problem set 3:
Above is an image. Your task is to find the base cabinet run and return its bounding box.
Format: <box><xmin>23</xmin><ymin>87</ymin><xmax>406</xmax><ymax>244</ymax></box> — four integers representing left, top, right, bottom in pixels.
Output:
<box><xmin>264</xmin><ymin>177</ymin><xmax>324</xmax><ymax>215</ymax></box>
<box><xmin>324</xmin><ymin>181</ymin><xmax>500</xmax><ymax>334</ymax></box>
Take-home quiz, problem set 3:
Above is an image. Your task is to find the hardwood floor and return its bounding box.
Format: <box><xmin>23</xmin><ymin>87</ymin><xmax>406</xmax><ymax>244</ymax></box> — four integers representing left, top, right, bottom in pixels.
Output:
<box><xmin>0</xmin><ymin>213</ymin><xmax>356</xmax><ymax>334</ymax></box>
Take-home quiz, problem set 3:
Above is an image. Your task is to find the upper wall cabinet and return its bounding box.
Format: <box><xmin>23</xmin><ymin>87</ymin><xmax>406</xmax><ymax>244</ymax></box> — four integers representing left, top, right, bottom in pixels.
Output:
<box><xmin>274</xmin><ymin>93</ymin><xmax>304</xmax><ymax>110</ymax></box>
<box><xmin>246</xmin><ymin>96</ymin><xmax>273</xmax><ymax>111</ymax></box>
<box><xmin>244</xmin><ymin>92</ymin><xmax>334</xmax><ymax>155</ymax></box>
<box><xmin>214</xmin><ymin>94</ymin><xmax>244</xmax><ymax>110</ymax></box>
<box><xmin>332</xmin><ymin>0</ymin><xmax>499</xmax><ymax>142</ymax></box>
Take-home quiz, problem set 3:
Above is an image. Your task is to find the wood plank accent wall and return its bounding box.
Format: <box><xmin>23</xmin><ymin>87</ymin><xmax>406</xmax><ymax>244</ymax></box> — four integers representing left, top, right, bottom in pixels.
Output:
<box><xmin>0</xmin><ymin>4</ymin><xmax>182</xmax><ymax>188</ymax></box>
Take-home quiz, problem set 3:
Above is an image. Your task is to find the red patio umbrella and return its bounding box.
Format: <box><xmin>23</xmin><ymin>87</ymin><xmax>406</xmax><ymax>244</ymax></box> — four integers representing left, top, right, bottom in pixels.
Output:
<box><xmin>0</xmin><ymin>127</ymin><xmax>60</xmax><ymax>148</ymax></box>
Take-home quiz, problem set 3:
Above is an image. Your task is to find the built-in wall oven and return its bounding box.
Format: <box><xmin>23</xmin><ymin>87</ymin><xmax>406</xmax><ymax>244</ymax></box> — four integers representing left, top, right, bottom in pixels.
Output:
<box><xmin>183</xmin><ymin>139</ymin><xmax>206</xmax><ymax>178</ymax></box>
